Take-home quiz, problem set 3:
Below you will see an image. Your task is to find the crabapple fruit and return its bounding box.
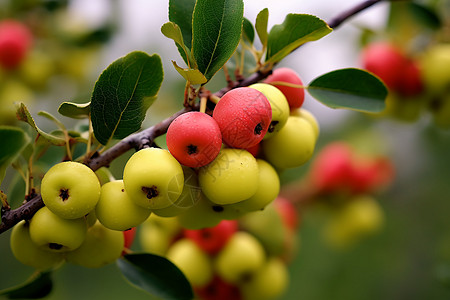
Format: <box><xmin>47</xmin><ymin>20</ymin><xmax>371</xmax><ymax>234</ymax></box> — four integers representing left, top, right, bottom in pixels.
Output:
<box><xmin>226</xmin><ymin>159</ymin><xmax>280</xmax><ymax>213</ymax></box>
<box><xmin>199</xmin><ymin>148</ymin><xmax>259</xmax><ymax>205</ymax></box>
<box><xmin>0</xmin><ymin>19</ymin><xmax>32</xmax><ymax>70</ymax></box>
<box><xmin>274</xmin><ymin>196</ymin><xmax>300</xmax><ymax>232</ymax></box>
<box><xmin>183</xmin><ymin>220</ymin><xmax>239</xmax><ymax>255</ymax></box>
<box><xmin>214</xmin><ymin>231</ymin><xmax>266</xmax><ymax>284</ymax></box>
<box><xmin>309</xmin><ymin>142</ymin><xmax>354</xmax><ymax>193</ymax></box>
<box><xmin>40</xmin><ymin>161</ymin><xmax>101</xmax><ymax>219</ymax></box>
<box><xmin>249</xmin><ymin>83</ymin><xmax>290</xmax><ymax>139</ymax></box>
<box><xmin>262</xmin><ymin>116</ymin><xmax>316</xmax><ymax>169</ymax></box>
<box><xmin>361</xmin><ymin>42</ymin><xmax>407</xmax><ymax>90</ymax></box>
<box><xmin>66</xmin><ymin>221</ymin><xmax>124</xmax><ymax>268</ymax></box>
<box><xmin>95</xmin><ymin>180</ymin><xmax>152</xmax><ymax>231</ymax></box>
<box><xmin>167</xmin><ymin>238</ymin><xmax>213</xmax><ymax>287</ymax></box>
<box><xmin>213</xmin><ymin>87</ymin><xmax>272</xmax><ymax>149</ymax></box>
<box><xmin>177</xmin><ymin>195</ymin><xmax>223</xmax><ymax>230</ymax></box>
<box><xmin>264</xmin><ymin>67</ymin><xmax>305</xmax><ymax>109</ymax></box>
<box><xmin>240</xmin><ymin>257</ymin><xmax>289</xmax><ymax>300</ymax></box>
<box><xmin>419</xmin><ymin>43</ymin><xmax>450</xmax><ymax>96</ymax></box>
<box><xmin>29</xmin><ymin>206</ymin><xmax>87</xmax><ymax>252</ymax></box>
<box><xmin>166</xmin><ymin>111</ymin><xmax>222</xmax><ymax>168</ymax></box>
<box><xmin>139</xmin><ymin>215</ymin><xmax>181</xmax><ymax>256</ymax></box>
<box><xmin>123</xmin><ymin>147</ymin><xmax>184</xmax><ymax>210</ymax></box>
<box><xmin>123</xmin><ymin>227</ymin><xmax>137</xmax><ymax>255</ymax></box>
<box><xmin>195</xmin><ymin>276</ymin><xmax>242</xmax><ymax>300</ymax></box>
<box><xmin>290</xmin><ymin>108</ymin><xmax>319</xmax><ymax>139</ymax></box>
<box><xmin>152</xmin><ymin>166</ymin><xmax>202</xmax><ymax>217</ymax></box>
<box><xmin>10</xmin><ymin>220</ymin><xmax>65</xmax><ymax>270</ymax></box>
<box><xmin>239</xmin><ymin>204</ymin><xmax>287</xmax><ymax>256</ymax></box>
<box><xmin>324</xmin><ymin>195</ymin><xmax>384</xmax><ymax>248</ymax></box>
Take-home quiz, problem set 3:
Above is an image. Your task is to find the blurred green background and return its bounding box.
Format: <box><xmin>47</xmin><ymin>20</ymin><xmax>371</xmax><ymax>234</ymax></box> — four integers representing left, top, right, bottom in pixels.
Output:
<box><xmin>1</xmin><ymin>0</ymin><xmax>450</xmax><ymax>299</ymax></box>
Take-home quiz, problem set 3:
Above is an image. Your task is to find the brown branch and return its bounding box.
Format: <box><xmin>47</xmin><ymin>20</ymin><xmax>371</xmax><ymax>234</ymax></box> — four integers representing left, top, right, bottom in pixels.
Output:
<box><xmin>0</xmin><ymin>0</ymin><xmax>386</xmax><ymax>234</ymax></box>
<box><xmin>327</xmin><ymin>0</ymin><xmax>385</xmax><ymax>29</ymax></box>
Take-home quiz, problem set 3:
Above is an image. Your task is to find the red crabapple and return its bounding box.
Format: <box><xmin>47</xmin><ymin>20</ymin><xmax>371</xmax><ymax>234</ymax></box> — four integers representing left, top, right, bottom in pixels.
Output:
<box><xmin>183</xmin><ymin>220</ymin><xmax>239</xmax><ymax>255</ymax></box>
<box><xmin>213</xmin><ymin>87</ymin><xmax>272</xmax><ymax>149</ymax></box>
<box><xmin>194</xmin><ymin>276</ymin><xmax>242</xmax><ymax>300</ymax></box>
<box><xmin>264</xmin><ymin>67</ymin><xmax>305</xmax><ymax>109</ymax></box>
<box><xmin>122</xmin><ymin>227</ymin><xmax>137</xmax><ymax>255</ymax></box>
<box><xmin>309</xmin><ymin>142</ymin><xmax>354</xmax><ymax>193</ymax></box>
<box><xmin>0</xmin><ymin>19</ymin><xmax>32</xmax><ymax>70</ymax></box>
<box><xmin>274</xmin><ymin>196</ymin><xmax>300</xmax><ymax>232</ymax></box>
<box><xmin>166</xmin><ymin>112</ymin><xmax>222</xmax><ymax>168</ymax></box>
<box><xmin>361</xmin><ymin>42</ymin><xmax>407</xmax><ymax>90</ymax></box>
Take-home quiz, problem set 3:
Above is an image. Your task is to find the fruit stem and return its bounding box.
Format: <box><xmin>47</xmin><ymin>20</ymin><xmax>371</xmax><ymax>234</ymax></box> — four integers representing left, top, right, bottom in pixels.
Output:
<box><xmin>200</xmin><ymin>96</ymin><xmax>207</xmax><ymax>113</ymax></box>
<box><xmin>266</xmin><ymin>81</ymin><xmax>306</xmax><ymax>89</ymax></box>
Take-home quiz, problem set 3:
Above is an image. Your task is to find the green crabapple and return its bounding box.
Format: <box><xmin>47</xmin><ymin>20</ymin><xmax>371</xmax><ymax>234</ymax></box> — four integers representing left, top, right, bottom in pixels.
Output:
<box><xmin>199</xmin><ymin>148</ymin><xmax>259</xmax><ymax>205</ymax></box>
<box><xmin>152</xmin><ymin>166</ymin><xmax>203</xmax><ymax>217</ymax></box>
<box><xmin>166</xmin><ymin>111</ymin><xmax>222</xmax><ymax>168</ymax></box>
<box><xmin>225</xmin><ymin>159</ymin><xmax>280</xmax><ymax>214</ymax></box>
<box><xmin>10</xmin><ymin>220</ymin><xmax>65</xmax><ymax>270</ymax></box>
<box><xmin>213</xmin><ymin>87</ymin><xmax>272</xmax><ymax>149</ymax></box>
<box><xmin>40</xmin><ymin>161</ymin><xmax>101</xmax><ymax>219</ymax></box>
<box><xmin>214</xmin><ymin>231</ymin><xmax>266</xmax><ymax>284</ymax></box>
<box><xmin>262</xmin><ymin>116</ymin><xmax>316</xmax><ymax>169</ymax></box>
<box><xmin>123</xmin><ymin>147</ymin><xmax>184</xmax><ymax>210</ymax></box>
<box><xmin>95</xmin><ymin>180</ymin><xmax>152</xmax><ymax>231</ymax></box>
<box><xmin>29</xmin><ymin>206</ymin><xmax>87</xmax><ymax>252</ymax></box>
<box><xmin>249</xmin><ymin>83</ymin><xmax>290</xmax><ymax>139</ymax></box>
<box><xmin>240</xmin><ymin>257</ymin><xmax>289</xmax><ymax>300</ymax></box>
<box><xmin>66</xmin><ymin>221</ymin><xmax>124</xmax><ymax>268</ymax></box>
<box><xmin>166</xmin><ymin>238</ymin><xmax>214</xmax><ymax>287</ymax></box>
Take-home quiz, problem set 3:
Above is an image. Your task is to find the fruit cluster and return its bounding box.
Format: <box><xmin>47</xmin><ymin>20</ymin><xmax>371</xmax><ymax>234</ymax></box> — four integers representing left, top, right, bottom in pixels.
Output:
<box><xmin>139</xmin><ymin>196</ymin><xmax>299</xmax><ymax>300</ymax></box>
<box><xmin>304</xmin><ymin>142</ymin><xmax>394</xmax><ymax>248</ymax></box>
<box><xmin>9</xmin><ymin>67</ymin><xmax>314</xmax><ymax>276</ymax></box>
<box><xmin>361</xmin><ymin>41</ymin><xmax>450</xmax><ymax>127</ymax></box>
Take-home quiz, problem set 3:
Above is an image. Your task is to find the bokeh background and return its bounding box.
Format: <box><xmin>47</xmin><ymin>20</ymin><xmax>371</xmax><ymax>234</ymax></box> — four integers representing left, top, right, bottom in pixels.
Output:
<box><xmin>1</xmin><ymin>0</ymin><xmax>450</xmax><ymax>299</ymax></box>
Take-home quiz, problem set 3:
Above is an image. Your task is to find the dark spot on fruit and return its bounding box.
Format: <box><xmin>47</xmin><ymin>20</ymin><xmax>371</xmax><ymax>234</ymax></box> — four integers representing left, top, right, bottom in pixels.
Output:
<box><xmin>142</xmin><ymin>186</ymin><xmax>158</xmax><ymax>199</ymax></box>
<box><xmin>187</xmin><ymin>144</ymin><xmax>198</xmax><ymax>155</ymax></box>
<box><xmin>59</xmin><ymin>188</ymin><xmax>69</xmax><ymax>201</ymax></box>
<box><xmin>121</xmin><ymin>189</ymin><xmax>125</xmax><ymax>192</ymax></box>
<box><xmin>49</xmin><ymin>243</ymin><xmax>63</xmax><ymax>250</ymax></box>
<box><xmin>212</xmin><ymin>205</ymin><xmax>224</xmax><ymax>212</ymax></box>
<box><xmin>201</xmin><ymin>230</ymin><xmax>212</xmax><ymax>239</ymax></box>
<box><xmin>240</xmin><ymin>271</ymin><xmax>254</xmax><ymax>283</ymax></box>
<box><xmin>254</xmin><ymin>123</ymin><xmax>263</xmax><ymax>135</ymax></box>
<box><xmin>268</xmin><ymin>120</ymin><xmax>279</xmax><ymax>133</ymax></box>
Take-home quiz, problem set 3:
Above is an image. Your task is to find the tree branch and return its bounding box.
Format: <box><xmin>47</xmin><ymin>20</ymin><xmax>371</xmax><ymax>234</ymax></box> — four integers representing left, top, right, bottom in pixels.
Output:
<box><xmin>327</xmin><ymin>0</ymin><xmax>385</xmax><ymax>29</ymax></box>
<box><xmin>0</xmin><ymin>0</ymin><xmax>386</xmax><ymax>234</ymax></box>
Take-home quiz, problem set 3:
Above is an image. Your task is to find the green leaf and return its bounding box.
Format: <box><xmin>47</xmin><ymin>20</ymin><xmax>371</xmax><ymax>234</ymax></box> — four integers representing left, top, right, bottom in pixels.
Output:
<box><xmin>0</xmin><ymin>271</ymin><xmax>53</xmax><ymax>299</ymax></box>
<box><xmin>169</xmin><ymin>0</ymin><xmax>196</xmax><ymax>64</ymax></box>
<box><xmin>266</xmin><ymin>14</ymin><xmax>332</xmax><ymax>63</ymax></box>
<box><xmin>58</xmin><ymin>101</ymin><xmax>90</xmax><ymax>119</ymax></box>
<box><xmin>255</xmin><ymin>8</ymin><xmax>269</xmax><ymax>49</ymax></box>
<box><xmin>90</xmin><ymin>51</ymin><xmax>163</xmax><ymax>145</ymax></box>
<box><xmin>307</xmin><ymin>68</ymin><xmax>388</xmax><ymax>113</ymax></box>
<box><xmin>172</xmin><ymin>61</ymin><xmax>207</xmax><ymax>84</ymax></box>
<box><xmin>192</xmin><ymin>0</ymin><xmax>244</xmax><ymax>81</ymax></box>
<box><xmin>408</xmin><ymin>2</ymin><xmax>441</xmax><ymax>30</ymax></box>
<box><xmin>0</xmin><ymin>126</ymin><xmax>30</xmax><ymax>186</ymax></box>
<box><xmin>15</xmin><ymin>103</ymin><xmax>66</xmax><ymax>146</ymax></box>
<box><xmin>117</xmin><ymin>253</ymin><xmax>194</xmax><ymax>300</ymax></box>
<box><xmin>161</xmin><ymin>22</ymin><xmax>194</xmax><ymax>68</ymax></box>
<box><xmin>242</xmin><ymin>18</ymin><xmax>254</xmax><ymax>45</ymax></box>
